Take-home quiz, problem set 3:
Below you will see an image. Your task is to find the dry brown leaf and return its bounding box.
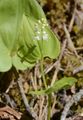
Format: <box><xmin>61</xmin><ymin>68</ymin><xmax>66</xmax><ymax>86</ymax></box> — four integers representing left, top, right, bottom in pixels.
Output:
<box><xmin>0</xmin><ymin>105</ymin><xmax>22</xmax><ymax>120</ymax></box>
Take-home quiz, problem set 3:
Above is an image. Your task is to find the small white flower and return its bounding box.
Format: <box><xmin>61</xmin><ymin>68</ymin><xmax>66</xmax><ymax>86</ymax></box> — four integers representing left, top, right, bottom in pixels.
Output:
<box><xmin>38</xmin><ymin>20</ymin><xmax>41</xmax><ymax>24</ymax></box>
<box><xmin>43</xmin><ymin>31</ymin><xmax>46</xmax><ymax>34</ymax></box>
<box><xmin>42</xmin><ymin>25</ymin><xmax>45</xmax><ymax>29</ymax></box>
<box><xmin>43</xmin><ymin>33</ymin><xmax>48</xmax><ymax>40</ymax></box>
<box><xmin>34</xmin><ymin>18</ymin><xmax>48</xmax><ymax>41</ymax></box>
<box><xmin>34</xmin><ymin>36</ymin><xmax>40</xmax><ymax>40</ymax></box>
<box><xmin>37</xmin><ymin>31</ymin><xmax>41</xmax><ymax>35</ymax></box>
<box><xmin>43</xmin><ymin>31</ymin><xmax>48</xmax><ymax>40</ymax></box>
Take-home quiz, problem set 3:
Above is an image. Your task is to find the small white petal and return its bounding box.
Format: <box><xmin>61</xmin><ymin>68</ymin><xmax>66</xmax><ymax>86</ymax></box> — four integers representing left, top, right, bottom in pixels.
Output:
<box><xmin>38</xmin><ymin>20</ymin><xmax>41</xmax><ymax>24</ymax></box>
<box><xmin>37</xmin><ymin>31</ymin><xmax>40</xmax><ymax>34</ymax></box>
<box><xmin>42</xmin><ymin>26</ymin><xmax>45</xmax><ymax>29</ymax></box>
<box><xmin>43</xmin><ymin>34</ymin><xmax>48</xmax><ymax>40</ymax></box>
<box><xmin>35</xmin><ymin>36</ymin><xmax>40</xmax><ymax>40</ymax></box>
<box><xmin>43</xmin><ymin>31</ymin><xmax>46</xmax><ymax>34</ymax></box>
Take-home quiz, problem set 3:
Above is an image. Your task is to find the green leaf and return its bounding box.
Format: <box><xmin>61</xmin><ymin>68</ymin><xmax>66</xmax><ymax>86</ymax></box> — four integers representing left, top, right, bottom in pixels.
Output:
<box><xmin>17</xmin><ymin>15</ymin><xmax>41</xmax><ymax>64</ymax></box>
<box><xmin>29</xmin><ymin>77</ymin><xmax>77</xmax><ymax>95</ymax></box>
<box><xmin>41</xmin><ymin>26</ymin><xmax>60</xmax><ymax>59</ymax></box>
<box><xmin>0</xmin><ymin>0</ymin><xmax>22</xmax><ymax>50</ymax></box>
<box><xmin>45</xmin><ymin>77</ymin><xmax>77</xmax><ymax>94</ymax></box>
<box><xmin>18</xmin><ymin>15</ymin><xmax>60</xmax><ymax>63</ymax></box>
<box><xmin>0</xmin><ymin>0</ymin><xmax>23</xmax><ymax>71</ymax></box>
<box><xmin>12</xmin><ymin>54</ymin><xmax>35</xmax><ymax>70</ymax></box>
<box><xmin>0</xmin><ymin>38</ymin><xmax>12</xmax><ymax>72</ymax></box>
<box><xmin>23</xmin><ymin>0</ymin><xmax>46</xmax><ymax>19</ymax></box>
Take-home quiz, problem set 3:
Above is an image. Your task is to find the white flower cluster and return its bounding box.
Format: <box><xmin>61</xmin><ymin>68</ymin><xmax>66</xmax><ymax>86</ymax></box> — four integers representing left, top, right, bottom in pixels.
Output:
<box><xmin>34</xmin><ymin>18</ymin><xmax>48</xmax><ymax>41</ymax></box>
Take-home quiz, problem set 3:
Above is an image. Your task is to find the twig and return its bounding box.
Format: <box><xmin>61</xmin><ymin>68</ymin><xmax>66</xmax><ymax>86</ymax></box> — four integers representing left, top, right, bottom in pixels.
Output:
<box><xmin>76</xmin><ymin>47</ymin><xmax>83</xmax><ymax>51</ymax></box>
<box><xmin>68</xmin><ymin>9</ymin><xmax>75</xmax><ymax>32</ymax></box>
<box><xmin>41</xmin><ymin>104</ymin><xmax>47</xmax><ymax>120</ymax></box>
<box><xmin>44</xmin><ymin>62</ymin><xmax>58</xmax><ymax>75</ymax></box>
<box><xmin>34</xmin><ymin>65</ymin><xmax>39</xmax><ymax>90</ymax></box>
<box><xmin>30</xmin><ymin>72</ymin><xmax>37</xmax><ymax>90</ymax></box>
<box><xmin>39</xmin><ymin>58</ymin><xmax>63</xmax><ymax>80</ymax></box>
<box><xmin>51</xmin><ymin>96</ymin><xmax>57</xmax><ymax>116</ymax></box>
<box><xmin>17</xmin><ymin>76</ymin><xmax>36</xmax><ymax>119</ymax></box>
<box><xmin>3</xmin><ymin>93</ymin><xmax>16</xmax><ymax>108</ymax></box>
<box><xmin>73</xmin><ymin>65</ymin><xmax>83</xmax><ymax>74</ymax></box>
<box><xmin>64</xmin><ymin>24</ymin><xmax>78</xmax><ymax>56</ymax></box>
<box><xmin>38</xmin><ymin>96</ymin><xmax>45</xmax><ymax>120</ymax></box>
<box><xmin>6</xmin><ymin>80</ymin><xmax>15</xmax><ymax>93</ymax></box>
<box><xmin>68</xmin><ymin>1</ymin><xmax>77</xmax><ymax>32</ymax></box>
<box><xmin>60</xmin><ymin>89</ymin><xmax>83</xmax><ymax>120</ymax></box>
<box><xmin>64</xmin><ymin>24</ymin><xmax>83</xmax><ymax>64</ymax></box>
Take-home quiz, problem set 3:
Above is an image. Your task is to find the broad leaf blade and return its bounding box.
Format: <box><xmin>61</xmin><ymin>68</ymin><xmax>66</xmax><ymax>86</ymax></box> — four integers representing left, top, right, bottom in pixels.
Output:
<box><xmin>23</xmin><ymin>0</ymin><xmax>46</xmax><ymax>20</ymax></box>
<box><xmin>18</xmin><ymin>15</ymin><xmax>60</xmax><ymax>64</ymax></box>
<box><xmin>0</xmin><ymin>0</ymin><xmax>22</xmax><ymax>50</ymax></box>
<box><xmin>38</xmin><ymin>26</ymin><xmax>60</xmax><ymax>59</ymax></box>
<box><xmin>12</xmin><ymin>54</ymin><xmax>35</xmax><ymax>70</ymax></box>
<box><xmin>0</xmin><ymin>0</ymin><xmax>23</xmax><ymax>71</ymax></box>
<box><xmin>17</xmin><ymin>15</ymin><xmax>41</xmax><ymax>63</ymax></box>
<box><xmin>0</xmin><ymin>38</ymin><xmax>11</xmax><ymax>72</ymax></box>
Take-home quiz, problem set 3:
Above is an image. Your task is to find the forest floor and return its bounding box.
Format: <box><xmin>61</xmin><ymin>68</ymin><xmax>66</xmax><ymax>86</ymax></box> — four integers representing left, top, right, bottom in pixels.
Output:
<box><xmin>0</xmin><ymin>0</ymin><xmax>83</xmax><ymax>120</ymax></box>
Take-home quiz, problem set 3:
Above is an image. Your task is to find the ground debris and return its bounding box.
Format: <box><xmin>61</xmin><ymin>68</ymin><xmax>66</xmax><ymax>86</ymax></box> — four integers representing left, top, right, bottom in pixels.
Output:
<box><xmin>0</xmin><ymin>105</ymin><xmax>21</xmax><ymax>120</ymax></box>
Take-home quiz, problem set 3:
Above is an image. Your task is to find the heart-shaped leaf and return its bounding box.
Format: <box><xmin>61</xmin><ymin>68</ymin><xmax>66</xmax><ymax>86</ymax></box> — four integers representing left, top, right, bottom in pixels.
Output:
<box><xmin>17</xmin><ymin>15</ymin><xmax>60</xmax><ymax>65</ymax></box>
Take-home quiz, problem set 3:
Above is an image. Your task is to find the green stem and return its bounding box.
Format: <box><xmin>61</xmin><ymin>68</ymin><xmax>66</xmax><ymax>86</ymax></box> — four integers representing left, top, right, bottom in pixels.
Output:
<box><xmin>38</xmin><ymin>37</ymin><xmax>47</xmax><ymax>88</ymax></box>
<box><xmin>38</xmin><ymin>28</ymin><xmax>51</xmax><ymax>120</ymax></box>
<box><xmin>47</xmin><ymin>94</ymin><xmax>52</xmax><ymax>120</ymax></box>
<box><xmin>40</xmin><ymin>58</ymin><xmax>47</xmax><ymax>88</ymax></box>
<box><xmin>40</xmin><ymin>58</ymin><xmax>51</xmax><ymax>120</ymax></box>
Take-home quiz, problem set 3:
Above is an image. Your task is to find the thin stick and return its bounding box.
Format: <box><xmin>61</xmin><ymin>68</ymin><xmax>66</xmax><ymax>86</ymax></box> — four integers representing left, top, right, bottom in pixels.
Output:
<box><xmin>34</xmin><ymin>65</ymin><xmax>39</xmax><ymax>90</ymax></box>
<box><xmin>73</xmin><ymin>65</ymin><xmax>83</xmax><ymax>74</ymax></box>
<box><xmin>41</xmin><ymin>104</ymin><xmax>47</xmax><ymax>119</ymax></box>
<box><xmin>3</xmin><ymin>93</ymin><xmax>16</xmax><ymax>108</ymax></box>
<box><xmin>39</xmin><ymin>61</ymin><xmax>58</xmax><ymax>79</ymax></box>
<box><xmin>68</xmin><ymin>9</ymin><xmax>75</xmax><ymax>32</ymax></box>
<box><xmin>60</xmin><ymin>89</ymin><xmax>83</xmax><ymax>120</ymax></box>
<box><xmin>17</xmin><ymin>76</ymin><xmax>36</xmax><ymax>119</ymax></box>
<box><xmin>44</xmin><ymin>62</ymin><xmax>58</xmax><ymax>75</ymax></box>
<box><xmin>63</xmin><ymin>24</ymin><xmax>81</xmax><ymax>59</ymax></box>
<box><xmin>51</xmin><ymin>96</ymin><xmax>57</xmax><ymax>116</ymax></box>
<box><xmin>76</xmin><ymin>47</ymin><xmax>83</xmax><ymax>51</ymax></box>
<box><xmin>38</xmin><ymin>96</ymin><xmax>44</xmax><ymax>120</ymax></box>
<box><xmin>30</xmin><ymin>72</ymin><xmax>37</xmax><ymax>90</ymax></box>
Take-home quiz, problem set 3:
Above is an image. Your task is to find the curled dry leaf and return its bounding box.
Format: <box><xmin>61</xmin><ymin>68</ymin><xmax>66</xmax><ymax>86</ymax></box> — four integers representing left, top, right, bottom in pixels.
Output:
<box><xmin>0</xmin><ymin>105</ymin><xmax>21</xmax><ymax>120</ymax></box>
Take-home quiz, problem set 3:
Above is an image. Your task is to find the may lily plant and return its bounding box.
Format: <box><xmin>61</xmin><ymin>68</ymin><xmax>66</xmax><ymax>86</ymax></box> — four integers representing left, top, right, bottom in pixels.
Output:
<box><xmin>0</xmin><ymin>0</ymin><xmax>60</xmax><ymax>72</ymax></box>
<box><xmin>0</xmin><ymin>0</ymin><xmax>76</xmax><ymax>119</ymax></box>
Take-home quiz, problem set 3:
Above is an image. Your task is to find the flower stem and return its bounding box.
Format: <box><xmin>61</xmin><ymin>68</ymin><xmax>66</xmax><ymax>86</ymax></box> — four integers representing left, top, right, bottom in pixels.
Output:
<box><xmin>47</xmin><ymin>94</ymin><xmax>52</xmax><ymax>120</ymax></box>
<box><xmin>40</xmin><ymin>58</ymin><xmax>47</xmax><ymax>88</ymax></box>
<box><xmin>40</xmin><ymin>57</ymin><xmax>51</xmax><ymax>120</ymax></box>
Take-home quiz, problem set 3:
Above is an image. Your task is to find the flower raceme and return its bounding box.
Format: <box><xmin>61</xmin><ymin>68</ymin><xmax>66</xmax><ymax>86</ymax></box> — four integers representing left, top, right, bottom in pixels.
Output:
<box><xmin>34</xmin><ymin>18</ymin><xmax>48</xmax><ymax>41</ymax></box>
